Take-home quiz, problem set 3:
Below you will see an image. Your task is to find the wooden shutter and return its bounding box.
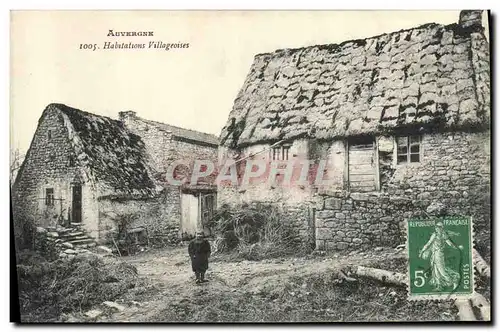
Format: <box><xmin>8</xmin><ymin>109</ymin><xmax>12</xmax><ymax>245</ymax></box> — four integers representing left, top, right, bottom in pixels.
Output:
<box><xmin>348</xmin><ymin>138</ymin><xmax>376</xmax><ymax>192</ymax></box>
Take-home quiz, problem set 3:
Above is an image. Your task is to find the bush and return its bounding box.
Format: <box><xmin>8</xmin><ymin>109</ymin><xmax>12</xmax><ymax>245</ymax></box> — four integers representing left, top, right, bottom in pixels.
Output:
<box><xmin>16</xmin><ymin>252</ymin><xmax>140</xmax><ymax>322</ymax></box>
<box><xmin>13</xmin><ymin>214</ymin><xmax>36</xmax><ymax>251</ymax></box>
<box><xmin>211</xmin><ymin>203</ymin><xmax>309</xmax><ymax>260</ymax></box>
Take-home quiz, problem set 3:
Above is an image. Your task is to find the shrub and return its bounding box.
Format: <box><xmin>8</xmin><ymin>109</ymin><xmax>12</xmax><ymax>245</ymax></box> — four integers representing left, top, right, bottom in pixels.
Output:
<box><xmin>211</xmin><ymin>203</ymin><xmax>309</xmax><ymax>260</ymax></box>
<box><xmin>16</xmin><ymin>252</ymin><xmax>141</xmax><ymax>322</ymax></box>
<box><xmin>103</xmin><ymin>212</ymin><xmax>145</xmax><ymax>256</ymax></box>
<box><xmin>13</xmin><ymin>214</ymin><xmax>36</xmax><ymax>251</ymax></box>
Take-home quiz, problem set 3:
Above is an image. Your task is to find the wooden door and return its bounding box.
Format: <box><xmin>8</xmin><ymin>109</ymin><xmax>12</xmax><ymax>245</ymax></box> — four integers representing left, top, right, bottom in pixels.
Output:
<box><xmin>181</xmin><ymin>193</ymin><xmax>199</xmax><ymax>237</ymax></box>
<box><xmin>348</xmin><ymin>137</ymin><xmax>376</xmax><ymax>192</ymax></box>
<box><xmin>309</xmin><ymin>207</ymin><xmax>316</xmax><ymax>250</ymax></box>
<box><xmin>200</xmin><ymin>193</ymin><xmax>216</xmax><ymax>236</ymax></box>
<box><xmin>72</xmin><ymin>185</ymin><xmax>82</xmax><ymax>223</ymax></box>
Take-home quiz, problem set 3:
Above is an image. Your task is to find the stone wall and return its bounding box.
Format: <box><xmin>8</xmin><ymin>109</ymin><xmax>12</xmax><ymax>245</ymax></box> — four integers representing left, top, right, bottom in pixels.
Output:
<box><xmin>169</xmin><ymin>138</ymin><xmax>218</xmax><ymax>164</ymax></box>
<box><xmin>12</xmin><ymin>108</ymin><xmax>97</xmax><ymax>246</ymax></box>
<box><xmin>218</xmin><ymin>139</ymin><xmax>323</xmax><ymax>206</ymax></box>
<box><xmin>218</xmin><ymin>130</ymin><xmax>490</xmax><ymax>251</ymax></box>
<box><xmin>112</xmin><ymin>112</ymin><xmax>219</xmax><ymax>243</ymax></box>
<box><xmin>470</xmin><ymin>31</ymin><xmax>491</xmax><ymax>121</ymax></box>
<box><xmin>98</xmin><ymin>186</ymin><xmax>182</xmax><ymax>245</ymax></box>
<box><xmin>314</xmin><ymin>131</ymin><xmax>490</xmax><ymax>251</ymax></box>
<box><xmin>385</xmin><ymin>131</ymin><xmax>491</xmax><ymax>233</ymax></box>
<box><xmin>119</xmin><ymin>112</ymin><xmax>170</xmax><ymax>174</ymax></box>
<box><xmin>314</xmin><ymin>192</ymin><xmax>413</xmax><ymax>251</ymax></box>
<box><xmin>120</xmin><ymin>112</ymin><xmax>218</xmax><ymax>176</ymax></box>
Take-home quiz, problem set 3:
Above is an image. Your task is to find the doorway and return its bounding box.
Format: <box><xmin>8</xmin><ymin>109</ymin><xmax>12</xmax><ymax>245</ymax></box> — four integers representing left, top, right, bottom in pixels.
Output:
<box><xmin>72</xmin><ymin>185</ymin><xmax>82</xmax><ymax>223</ymax></box>
<box><xmin>348</xmin><ymin>136</ymin><xmax>376</xmax><ymax>192</ymax></box>
<box><xmin>181</xmin><ymin>191</ymin><xmax>217</xmax><ymax>238</ymax></box>
<box><xmin>181</xmin><ymin>193</ymin><xmax>199</xmax><ymax>237</ymax></box>
<box><xmin>200</xmin><ymin>193</ymin><xmax>216</xmax><ymax>236</ymax></box>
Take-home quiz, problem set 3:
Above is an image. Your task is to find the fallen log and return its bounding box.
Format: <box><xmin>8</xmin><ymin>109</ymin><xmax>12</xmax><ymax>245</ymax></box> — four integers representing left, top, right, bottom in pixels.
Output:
<box><xmin>472</xmin><ymin>249</ymin><xmax>490</xmax><ymax>279</ymax></box>
<box><xmin>454</xmin><ymin>299</ymin><xmax>476</xmax><ymax>321</ymax></box>
<box><xmin>470</xmin><ymin>292</ymin><xmax>490</xmax><ymax>321</ymax></box>
<box><xmin>354</xmin><ymin>266</ymin><xmax>405</xmax><ymax>286</ymax></box>
<box><xmin>338</xmin><ymin>269</ymin><xmax>357</xmax><ymax>282</ymax></box>
<box><xmin>353</xmin><ymin>265</ymin><xmax>487</xmax><ymax>322</ymax></box>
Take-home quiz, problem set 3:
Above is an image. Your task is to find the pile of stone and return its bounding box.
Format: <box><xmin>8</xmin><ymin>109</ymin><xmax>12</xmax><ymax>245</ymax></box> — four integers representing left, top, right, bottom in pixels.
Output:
<box><xmin>34</xmin><ymin>227</ymin><xmax>58</xmax><ymax>260</ymax></box>
<box><xmin>35</xmin><ymin>223</ymin><xmax>99</xmax><ymax>260</ymax></box>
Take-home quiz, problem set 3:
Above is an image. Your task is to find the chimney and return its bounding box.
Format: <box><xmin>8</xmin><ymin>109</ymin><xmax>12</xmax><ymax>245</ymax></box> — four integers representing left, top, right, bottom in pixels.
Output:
<box><xmin>459</xmin><ymin>10</ymin><xmax>483</xmax><ymax>29</ymax></box>
<box><xmin>118</xmin><ymin>110</ymin><xmax>137</xmax><ymax>123</ymax></box>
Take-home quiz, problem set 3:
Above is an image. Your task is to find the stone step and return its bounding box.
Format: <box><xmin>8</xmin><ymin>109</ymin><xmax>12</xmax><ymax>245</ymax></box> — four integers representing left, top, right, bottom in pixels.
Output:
<box><xmin>65</xmin><ymin>235</ymin><xmax>91</xmax><ymax>242</ymax></box>
<box><xmin>68</xmin><ymin>238</ymin><xmax>96</xmax><ymax>245</ymax></box>
<box><xmin>60</xmin><ymin>232</ymin><xmax>86</xmax><ymax>240</ymax></box>
<box><xmin>70</xmin><ymin>222</ymin><xmax>83</xmax><ymax>228</ymax></box>
<box><xmin>61</xmin><ymin>232</ymin><xmax>89</xmax><ymax>240</ymax></box>
<box><xmin>75</xmin><ymin>242</ymin><xmax>97</xmax><ymax>249</ymax></box>
<box><xmin>56</xmin><ymin>228</ymin><xmax>72</xmax><ymax>234</ymax></box>
<box><xmin>66</xmin><ymin>231</ymin><xmax>85</xmax><ymax>236</ymax></box>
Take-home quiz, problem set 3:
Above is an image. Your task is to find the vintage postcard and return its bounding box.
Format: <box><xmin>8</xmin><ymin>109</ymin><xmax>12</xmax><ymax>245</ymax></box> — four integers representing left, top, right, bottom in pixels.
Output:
<box><xmin>10</xmin><ymin>10</ymin><xmax>491</xmax><ymax>323</ymax></box>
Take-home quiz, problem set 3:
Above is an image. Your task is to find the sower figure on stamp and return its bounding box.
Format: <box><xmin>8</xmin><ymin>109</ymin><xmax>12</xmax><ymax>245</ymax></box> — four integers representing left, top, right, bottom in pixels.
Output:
<box><xmin>418</xmin><ymin>221</ymin><xmax>463</xmax><ymax>291</ymax></box>
<box><xmin>420</xmin><ymin>203</ymin><xmax>463</xmax><ymax>291</ymax></box>
<box><xmin>188</xmin><ymin>231</ymin><xmax>211</xmax><ymax>284</ymax></box>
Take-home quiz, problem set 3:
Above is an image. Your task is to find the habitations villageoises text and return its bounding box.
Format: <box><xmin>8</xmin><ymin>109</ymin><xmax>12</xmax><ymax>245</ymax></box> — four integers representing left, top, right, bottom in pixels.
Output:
<box><xmin>78</xmin><ymin>30</ymin><xmax>190</xmax><ymax>51</ymax></box>
<box><xmin>105</xmin><ymin>29</ymin><xmax>189</xmax><ymax>51</ymax></box>
<box><xmin>103</xmin><ymin>40</ymin><xmax>190</xmax><ymax>51</ymax></box>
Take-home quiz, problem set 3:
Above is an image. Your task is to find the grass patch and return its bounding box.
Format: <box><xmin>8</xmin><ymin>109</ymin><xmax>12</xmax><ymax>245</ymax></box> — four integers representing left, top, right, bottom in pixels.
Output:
<box><xmin>16</xmin><ymin>250</ymin><xmax>154</xmax><ymax>322</ymax></box>
<box><xmin>148</xmin><ymin>270</ymin><xmax>456</xmax><ymax>322</ymax></box>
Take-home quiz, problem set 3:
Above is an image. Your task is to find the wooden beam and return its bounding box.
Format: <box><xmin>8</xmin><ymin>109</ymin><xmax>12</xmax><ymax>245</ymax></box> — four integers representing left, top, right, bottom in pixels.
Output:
<box><xmin>472</xmin><ymin>248</ymin><xmax>491</xmax><ymax>278</ymax></box>
<box><xmin>354</xmin><ymin>266</ymin><xmax>406</xmax><ymax>285</ymax></box>
<box><xmin>374</xmin><ymin>136</ymin><xmax>381</xmax><ymax>191</ymax></box>
<box><xmin>229</xmin><ymin>139</ymin><xmax>287</xmax><ymax>166</ymax></box>
<box><xmin>198</xmin><ymin>192</ymin><xmax>202</xmax><ymax>231</ymax></box>
<box><xmin>470</xmin><ymin>292</ymin><xmax>491</xmax><ymax>321</ymax></box>
<box><xmin>392</xmin><ymin>135</ymin><xmax>398</xmax><ymax>167</ymax></box>
<box><xmin>455</xmin><ymin>299</ymin><xmax>477</xmax><ymax>321</ymax></box>
<box><xmin>344</xmin><ymin>139</ymin><xmax>349</xmax><ymax>190</ymax></box>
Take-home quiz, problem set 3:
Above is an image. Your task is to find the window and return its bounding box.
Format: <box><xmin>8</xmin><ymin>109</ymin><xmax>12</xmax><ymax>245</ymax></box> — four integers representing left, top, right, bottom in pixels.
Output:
<box><xmin>45</xmin><ymin>188</ymin><xmax>54</xmax><ymax>206</ymax></box>
<box><xmin>48</xmin><ymin>130</ymin><xmax>52</xmax><ymax>140</ymax></box>
<box><xmin>68</xmin><ymin>156</ymin><xmax>75</xmax><ymax>167</ymax></box>
<box><xmin>282</xmin><ymin>146</ymin><xmax>290</xmax><ymax>160</ymax></box>
<box><xmin>272</xmin><ymin>145</ymin><xmax>291</xmax><ymax>161</ymax></box>
<box><xmin>272</xmin><ymin>147</ymin><xmax>280</xmax><ymax>160</ymax></box>
<box><xmin>397</xmin><ymin>136</ymin><xmax>421</xmax><ymax>164</ymax></box>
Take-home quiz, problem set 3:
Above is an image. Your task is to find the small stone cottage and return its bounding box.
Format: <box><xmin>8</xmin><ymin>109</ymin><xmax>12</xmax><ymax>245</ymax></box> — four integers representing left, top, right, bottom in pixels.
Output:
<box><xmin>218</xmin><ymin>10</ymin><xmax>490</xmax><ymax>250</ymax></box>
<box><xmin>12</xmin><ymin>103</ymin><xmax>218</xmax><ymax>246</ymax></box>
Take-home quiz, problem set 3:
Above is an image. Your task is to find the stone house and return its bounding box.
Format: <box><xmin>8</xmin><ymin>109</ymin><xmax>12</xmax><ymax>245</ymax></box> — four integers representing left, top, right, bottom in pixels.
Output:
<box><xmin>118</xmin><ymin>110</ymin><xmax>219</xmax><ymax>238</ymax></box>
<box><xmin>218</xmin><ymin>10</ymin><xmax>490</xmax><ymax>251</ymax></box>
<box><xmin>12</xmin><ymin>103</ymin><xmax>218</xmax><ymax>246</ymax></box>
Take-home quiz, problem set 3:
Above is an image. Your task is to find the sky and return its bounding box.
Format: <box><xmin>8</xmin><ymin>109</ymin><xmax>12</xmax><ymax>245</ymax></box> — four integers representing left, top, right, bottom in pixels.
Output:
<box><xmin>10</xmin><ymin>10</ymin><xmax>489</xmax><ymax>153</ymax></box>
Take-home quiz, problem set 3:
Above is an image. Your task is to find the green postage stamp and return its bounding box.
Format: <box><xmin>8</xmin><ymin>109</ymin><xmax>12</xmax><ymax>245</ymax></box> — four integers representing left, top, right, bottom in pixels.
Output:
<box><xmin>407</xmin><ymin>216</ymin><xmax>474</xmax><ymax>300</ymax></box>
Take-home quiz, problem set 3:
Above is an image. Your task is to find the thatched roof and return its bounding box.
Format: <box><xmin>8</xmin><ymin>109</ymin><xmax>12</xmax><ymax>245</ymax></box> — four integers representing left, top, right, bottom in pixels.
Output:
<box><xmin>47</xmin><ymin>103</ymin><xmax>157</xmax><ymax>197</ymax></box>
<box><xmin>221</xmin><ymin>17</ymin><xmax>490</xmax><ymax>148</ymax></box>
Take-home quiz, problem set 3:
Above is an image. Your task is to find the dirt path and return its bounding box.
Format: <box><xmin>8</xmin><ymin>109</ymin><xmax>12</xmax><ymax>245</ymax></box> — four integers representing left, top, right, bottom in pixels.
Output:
<box><xmin>97</xmin><ymin>246</ymin><xmax>405</xmax><ymax>322</ymax></box>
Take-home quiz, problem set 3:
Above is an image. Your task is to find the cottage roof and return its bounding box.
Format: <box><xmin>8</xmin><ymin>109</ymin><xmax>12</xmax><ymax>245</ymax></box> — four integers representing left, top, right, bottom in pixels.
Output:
<box><xmin>221</xmin><ymin>14</ymin><xmax>490</xmax><ymax>148</ymax></box>
<box><xmin>47</xmin><ymin>103</ymin><xmax>157</xmax><ymax>197</ymax></box>
<box><xmin>136</xmin><ymin>117</ymin><xmax>219</xmax><ymax>146</ymax></box>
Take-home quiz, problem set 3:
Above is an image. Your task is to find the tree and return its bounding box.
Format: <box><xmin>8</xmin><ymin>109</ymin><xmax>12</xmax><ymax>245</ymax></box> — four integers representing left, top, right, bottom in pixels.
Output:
<box><xmin>10</xmin><ymin>148</ymin><xmax>25</xmax><ymax>187</ymax></box>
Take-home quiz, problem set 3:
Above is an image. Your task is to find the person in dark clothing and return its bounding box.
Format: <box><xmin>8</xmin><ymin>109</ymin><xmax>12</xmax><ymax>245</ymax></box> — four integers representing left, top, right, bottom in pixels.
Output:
<box><xmin>188</xmin><ymin>231</ymin><xmax>211</xmax><ymax>284</ymax></box>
